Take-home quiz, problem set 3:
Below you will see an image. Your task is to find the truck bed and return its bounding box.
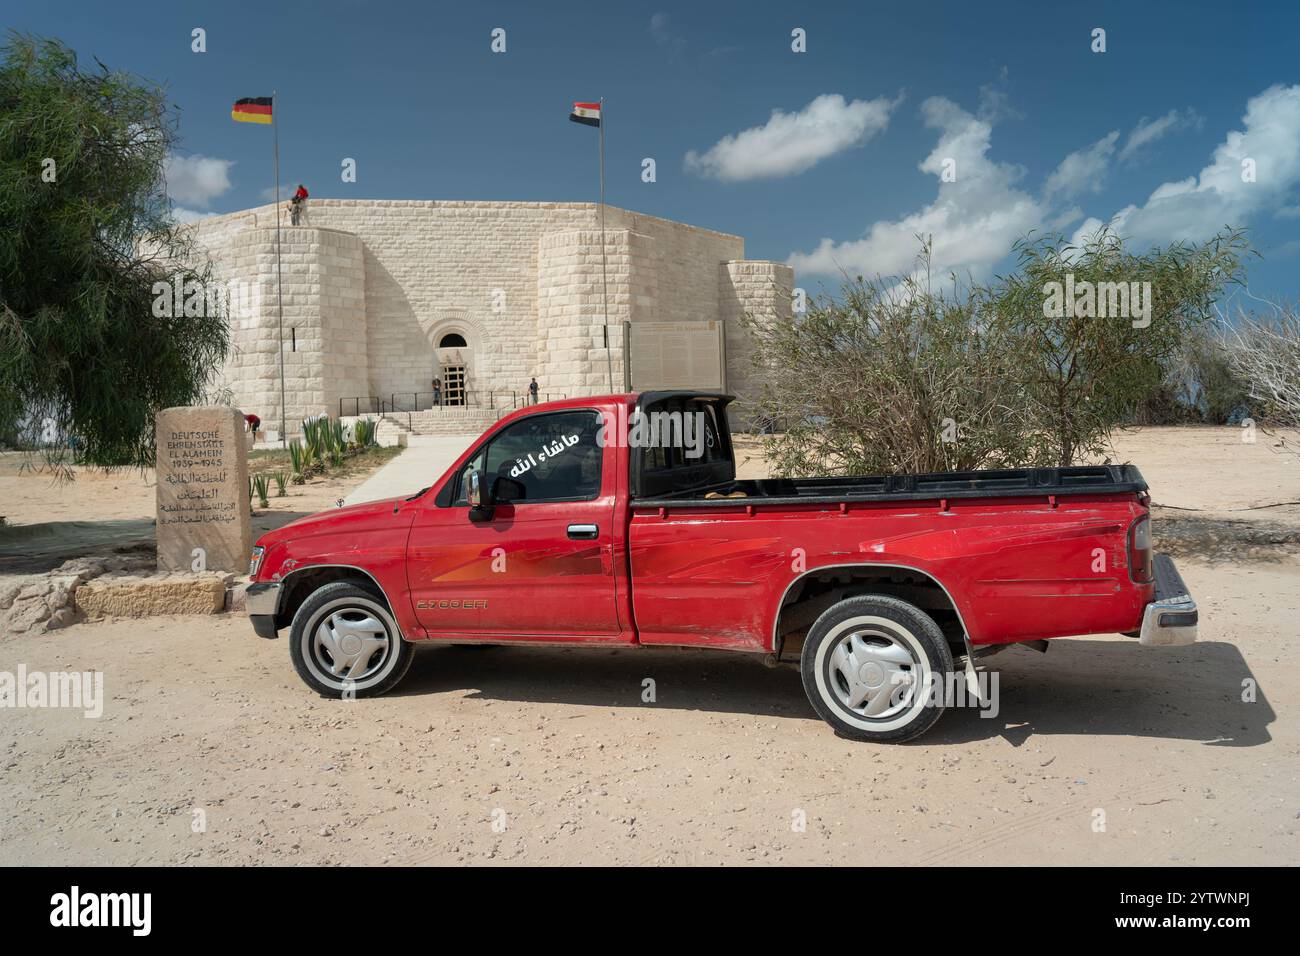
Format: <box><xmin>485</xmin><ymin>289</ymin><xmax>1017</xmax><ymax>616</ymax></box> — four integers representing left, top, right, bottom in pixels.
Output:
<box><xmin>632</xmin><ymin>464</ymin><xmax>1148</xmax><ymax>508</ymax></box>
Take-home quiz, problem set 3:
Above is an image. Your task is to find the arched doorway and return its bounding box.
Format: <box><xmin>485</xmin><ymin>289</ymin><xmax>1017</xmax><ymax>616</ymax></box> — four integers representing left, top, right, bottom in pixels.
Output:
<box><xmin>436</xmin><ymin>332</ymin><xmax>470</xmax><ymax>406</ymax></box>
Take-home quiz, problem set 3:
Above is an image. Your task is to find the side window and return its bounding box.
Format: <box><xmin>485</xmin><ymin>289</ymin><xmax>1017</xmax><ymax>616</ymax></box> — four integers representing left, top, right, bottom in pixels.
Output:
<box><xmin>459</xmin><ymin>410</ymin><xmax>602</xmax><ymax>505</ymax></box>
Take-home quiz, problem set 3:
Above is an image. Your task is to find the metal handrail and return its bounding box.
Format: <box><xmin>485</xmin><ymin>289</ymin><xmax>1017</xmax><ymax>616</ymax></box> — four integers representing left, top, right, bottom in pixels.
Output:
<box><xmin>340</xmin><ymin>388</ymin><xmax>567</xmax><ymax>417</ymax></box>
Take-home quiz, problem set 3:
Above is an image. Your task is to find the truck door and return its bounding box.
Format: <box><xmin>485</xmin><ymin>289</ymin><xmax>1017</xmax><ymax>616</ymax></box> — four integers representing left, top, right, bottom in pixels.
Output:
<box><xmin>407</xmin><ymin>409</ymin><xmax>624</xmax><ymax>641</ymax></box>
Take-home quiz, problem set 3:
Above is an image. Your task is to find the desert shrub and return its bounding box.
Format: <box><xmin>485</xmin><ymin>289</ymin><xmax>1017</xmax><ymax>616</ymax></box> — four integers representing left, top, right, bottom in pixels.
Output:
<box><xmin>1220</xmin><ymin>303</ymin><xmax>1300</xmax><ymax>453</ymax></box>
<box><xmin>1184</xmin><ymin>327</ymin><xmax>1252</xmax><ymax>424</ymax></box>
<box><xmin>744</xmin><ymin>230</ymin><xmax>1250</xmax><ymax>474</ymax></box>
<box><xmin>741</xmin><ymin>251</ymin><xmax>1040</xmax><ymax>476</ymax></box>
<box><xmin>991</xmin><ymin>228</ymin><xmax>1249</xmax><ymax>463</ymax></box>
<box><xmin>1129</xmin><ymin>381</ymin><xmax>1200</xmax><ymax>426</ymax></box>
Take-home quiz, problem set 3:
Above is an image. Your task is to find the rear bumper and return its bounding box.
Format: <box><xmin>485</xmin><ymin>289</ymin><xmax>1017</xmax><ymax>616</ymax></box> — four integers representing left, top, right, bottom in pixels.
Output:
<box><xmin>246</xmin><ymin>582</ymin><xmax>282</xmax><ymax>639</ymax></box>
<box><xmin>1138</xmin><ymin>554</ymin><xmax>1198</xmax><ymax>647</ymax></box>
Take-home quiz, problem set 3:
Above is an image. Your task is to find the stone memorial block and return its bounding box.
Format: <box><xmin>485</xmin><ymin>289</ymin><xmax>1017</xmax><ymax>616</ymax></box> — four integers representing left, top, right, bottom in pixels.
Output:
<box><xmin>155</xmin><ymin>406</ymin><xmax>252</xmax><ymax>573</ymax></box>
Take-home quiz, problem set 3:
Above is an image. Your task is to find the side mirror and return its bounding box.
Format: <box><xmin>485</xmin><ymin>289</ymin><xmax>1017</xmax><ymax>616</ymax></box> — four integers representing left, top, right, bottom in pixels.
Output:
<box><xmin>467</xmin><ymin>469</ymin><xmax>494</xmax><ymax>521</ymax></box>
<box><xmin>492</xmin><ymin>475</ymin><xmax>526</xmax><ymax>504</ymax></box>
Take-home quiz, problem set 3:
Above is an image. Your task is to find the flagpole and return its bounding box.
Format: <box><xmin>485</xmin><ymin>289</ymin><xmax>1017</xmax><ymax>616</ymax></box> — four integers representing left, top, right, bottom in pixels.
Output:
<box><xmin>272</xmin><ymin>90</ymin><xmax>287</xmax><ymax>448</ymax></box>
<box><xmin>599</xmin><ymin>96</ymin><xmax>613</xmax><ymax>392</ymax></box>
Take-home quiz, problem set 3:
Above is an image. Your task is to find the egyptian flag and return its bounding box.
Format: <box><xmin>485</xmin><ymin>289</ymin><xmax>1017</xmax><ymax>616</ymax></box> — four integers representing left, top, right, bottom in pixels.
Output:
<box><xmin>232</xmin><ymin>97</ymin><xmax>273</xmax><ymax>125</ymax></box>
<box><xmin>569</xmin><ymin>101</ymin><xmax>601</xmax><ymax>127</ymax></box>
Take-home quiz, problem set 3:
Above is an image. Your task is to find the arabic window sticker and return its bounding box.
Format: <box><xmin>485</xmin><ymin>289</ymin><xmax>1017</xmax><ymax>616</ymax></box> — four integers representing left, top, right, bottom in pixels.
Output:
<box><xmin>508</xmin><ymin>433</ymin><xmax>582</xmax><ymax>479</ymax></box>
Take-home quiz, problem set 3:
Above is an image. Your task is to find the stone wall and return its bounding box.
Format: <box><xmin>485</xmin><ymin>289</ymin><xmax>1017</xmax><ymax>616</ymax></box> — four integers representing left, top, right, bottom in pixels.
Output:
<box><xmin>187</xmin><ymin>200</ymin><xmax>782</xmax><ymax>428</ymax></box>
<box><xmin>720</xmin><ymin>260</ymin><xmax>795</xmax><ymax>420</ymax></box>
<box><xmin>314</xmin><ymin>229</ymin><xmax>369</xmax><ymax>418</ymax></box>
<box><xmin>536</xmin><ymin>228</ymin><xmax>631</xmax><ymax>395</ymax></box>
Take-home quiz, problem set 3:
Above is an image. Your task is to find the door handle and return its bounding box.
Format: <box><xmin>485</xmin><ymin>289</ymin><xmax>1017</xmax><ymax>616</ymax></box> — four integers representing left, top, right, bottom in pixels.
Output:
<box><xmin>567</xmin><ymin>523</ymin><xmax>599</xmax><ymax>540</ymax></box>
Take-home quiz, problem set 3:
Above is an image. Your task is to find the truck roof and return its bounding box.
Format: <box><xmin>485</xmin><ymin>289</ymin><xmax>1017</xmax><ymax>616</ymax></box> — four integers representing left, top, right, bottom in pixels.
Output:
<box><xmin>497</xmin><ymin>390</ymin><xmax>734</xmax><ymax>420</ymax></box>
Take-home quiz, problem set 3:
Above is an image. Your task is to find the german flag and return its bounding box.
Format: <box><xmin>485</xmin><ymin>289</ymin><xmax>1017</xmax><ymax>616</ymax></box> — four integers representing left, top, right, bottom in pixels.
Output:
<box><xmin>232</xmin><ymin>97</ymin><xmax>273</xmax><ymax>124</ymax></box>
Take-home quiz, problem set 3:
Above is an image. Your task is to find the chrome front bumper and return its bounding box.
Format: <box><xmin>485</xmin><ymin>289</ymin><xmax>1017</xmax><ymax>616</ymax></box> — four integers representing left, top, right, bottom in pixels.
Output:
<box><xmin>246</xmin><ymin>581</ymin><xmax>282</xmax><ymax>638</ymax></box>
<box><xmin>1138</xmin><ymin>554</ymin><xmax>1198</xmax><ymax>646</ymax></box>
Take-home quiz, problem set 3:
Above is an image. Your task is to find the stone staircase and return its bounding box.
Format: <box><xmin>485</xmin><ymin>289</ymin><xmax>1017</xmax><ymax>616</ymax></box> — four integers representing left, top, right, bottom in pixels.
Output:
<box><xmin>377</xmin><ymin>406</ymin><xmax>505</xmax><ymax>438</ymax></box>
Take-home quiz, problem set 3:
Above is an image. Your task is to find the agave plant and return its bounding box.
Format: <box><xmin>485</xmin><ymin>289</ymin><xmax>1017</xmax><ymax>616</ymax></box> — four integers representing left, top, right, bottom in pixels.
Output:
<box><xmin>353</xmin><ymin>417</ymin><xmax>377</xmax><ymax>449</ymax></box>
<box><xmin>272</xmin><ymin>471</ymin><xmax>288</xmax><ymax>497</ymax></box>
<box><xmin>251</xmin><ymin>473</ymin><xmax>271</xmax><ymax>509</ymax></box>
<box><xmin>305</xmin><ymin>428</ymin><xmax>324</xmax><ymax>468</ymax></box>
<box><xmin>331</xmin><ymin>419</ymin><xmax>347</xmax><ymax>457</ymax></box>
<box><xmin>288</xmin><ymin>440</ymin><xmax>305</xmax><ymax>475</ymax></box>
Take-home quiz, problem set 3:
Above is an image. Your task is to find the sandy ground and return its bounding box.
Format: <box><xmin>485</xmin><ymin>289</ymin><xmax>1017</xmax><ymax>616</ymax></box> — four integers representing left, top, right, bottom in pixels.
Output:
<box><xmin>1</xmin><ymin>427</ymin><xmax>1297</xmax><ymax>865</ymax></box>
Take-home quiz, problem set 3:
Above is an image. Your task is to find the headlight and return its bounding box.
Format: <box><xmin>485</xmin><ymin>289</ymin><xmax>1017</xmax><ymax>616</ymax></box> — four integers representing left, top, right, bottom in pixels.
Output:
<box><xmin>248</xmin><ymin>546</ymin><xmax>266</xmax><ymax>579</ymax></box>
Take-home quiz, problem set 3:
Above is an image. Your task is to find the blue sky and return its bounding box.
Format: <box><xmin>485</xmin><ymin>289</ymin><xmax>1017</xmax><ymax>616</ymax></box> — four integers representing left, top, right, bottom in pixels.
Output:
<box><xmin>9</xmin><ymin>0</ymin><xmax>1299</xmax><ymax>302</ymax></box>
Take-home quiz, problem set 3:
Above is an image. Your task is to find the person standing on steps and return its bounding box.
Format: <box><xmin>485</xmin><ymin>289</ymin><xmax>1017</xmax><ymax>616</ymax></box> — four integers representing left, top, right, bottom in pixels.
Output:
<box><xmin>432</xmin><ymin>376</ymin><xmax>442</xmax><ymax>408</ymax></box>
<box><xmin>529</xmin><ymin>377</ymin><xmax>539</xmax><ymax>405</ymax></box>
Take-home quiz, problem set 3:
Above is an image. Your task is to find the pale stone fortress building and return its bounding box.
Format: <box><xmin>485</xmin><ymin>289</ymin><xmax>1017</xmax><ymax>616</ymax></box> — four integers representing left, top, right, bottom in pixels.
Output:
<box><xmin>188</xmin><ymin>200</ymin><xmax>793</xmax><ymax>437</ymax></box>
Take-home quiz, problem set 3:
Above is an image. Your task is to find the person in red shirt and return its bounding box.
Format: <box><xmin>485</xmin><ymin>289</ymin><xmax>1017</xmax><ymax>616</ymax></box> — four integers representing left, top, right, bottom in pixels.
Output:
<box><xmin>245</xmin><ymin>413</ymin><xmax>261</xmax><ymax>434</ymax></box>
<box><xmin>290</xmin><ymin>184</ymin><xmax>308</xmax><ymax>224</ymax></box>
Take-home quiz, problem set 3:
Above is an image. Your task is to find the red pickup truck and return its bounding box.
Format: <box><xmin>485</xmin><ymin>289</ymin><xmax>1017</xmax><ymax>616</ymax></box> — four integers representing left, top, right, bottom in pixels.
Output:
<box><xmin>245</xmin><ymin>391</ymin><xmax>1198</xmax><ymax>742</ymax></box>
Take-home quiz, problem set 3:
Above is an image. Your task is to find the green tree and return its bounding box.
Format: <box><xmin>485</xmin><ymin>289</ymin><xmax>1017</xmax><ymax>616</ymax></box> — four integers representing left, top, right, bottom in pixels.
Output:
<box><xmin>0</xmin><ymin>33</ymin><xmax>228</xmax><ymax>473</ymax></box>
<box><xmin>742</xmin><ymin>230</ymin><xmax>1251</xmax><ymax>475</ymax></box>
<box><xmin>740</xmin><ymin>243</ymin><xmax>1040</xmax><ymax>476</ymax></box>
<box><xmin>994</xmin><ymin>228</ymin><xmax>1250</xmax><ymax>463</ymax></box>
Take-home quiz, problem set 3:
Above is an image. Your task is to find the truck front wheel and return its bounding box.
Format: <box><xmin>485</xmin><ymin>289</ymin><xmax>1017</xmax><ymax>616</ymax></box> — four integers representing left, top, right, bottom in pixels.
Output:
<box><xmin>289</xmin><ymin>581</ymin><xmax>414</xmax><ymax>698</ymax></box>
<box><xmin>801</xmin><ymin>595</ymin><xmax>953</xmax><ymax>743</ymax></box>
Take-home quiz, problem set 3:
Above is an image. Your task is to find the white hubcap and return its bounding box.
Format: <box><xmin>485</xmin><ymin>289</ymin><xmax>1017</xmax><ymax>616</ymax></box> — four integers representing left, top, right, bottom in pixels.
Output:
<box><xmin>313</xmin><ymin>609</ymin><xmax>390</xmax><ymax>681</ymax></box>
<box><xmin>827</xmin><ymin>628</ymin><xmax>920</xmax><ymax>720</ymax></box>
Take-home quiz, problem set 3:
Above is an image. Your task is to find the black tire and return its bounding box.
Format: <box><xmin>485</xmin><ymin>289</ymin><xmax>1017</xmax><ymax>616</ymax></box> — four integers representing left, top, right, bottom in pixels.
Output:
<box><xmin>800</xmin><ymin>594</ymin><xmax>953</xmax><ymax>743</ymax></box>
<box><xmin>289</xmin><ymin>581</ymin><xmax>414</xmax><ymax>698</ymax></box>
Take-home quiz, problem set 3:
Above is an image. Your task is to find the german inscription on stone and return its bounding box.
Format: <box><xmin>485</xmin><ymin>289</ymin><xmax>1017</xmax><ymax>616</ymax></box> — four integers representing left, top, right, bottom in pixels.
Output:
<box><xmin>155</xmin><ymin>406</ymin><xmax>251</xmax><ymax>573</ymax></box>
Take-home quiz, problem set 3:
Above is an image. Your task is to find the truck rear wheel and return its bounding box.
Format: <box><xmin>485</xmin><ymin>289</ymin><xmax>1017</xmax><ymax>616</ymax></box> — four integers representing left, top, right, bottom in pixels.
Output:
<box><xmin>800</xmin><ymin>595</ymin><xmax>953</xmax><ymax>743</ymax></box>
<box><xmin>289</xmin><ymin>582</ymin><xmax>414</xmax><ymax>698</ymax></box>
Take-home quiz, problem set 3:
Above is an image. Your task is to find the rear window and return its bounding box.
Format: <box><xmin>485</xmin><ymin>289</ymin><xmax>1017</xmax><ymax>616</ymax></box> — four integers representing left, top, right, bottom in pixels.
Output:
<box><xmin>640</xmin><ymin>402</ymin><xmax>726</xmax><ymax>470</ymax></box>
<box><xmin>632</xmin><ymin>398</ymin><xmax>734</xmax><ymax>498</ymax></box>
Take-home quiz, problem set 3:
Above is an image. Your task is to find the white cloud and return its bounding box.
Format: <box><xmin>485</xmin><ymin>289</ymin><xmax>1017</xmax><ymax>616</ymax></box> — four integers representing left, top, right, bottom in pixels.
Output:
<box><xmin>259</xmin><ymin>183</ymin><xmax>297</xmax><ymax>202</ymax></box>
<box><xmin>164</xmin><ymin>154</ymin><xmax>234</xmax><ymax>208</ymax></box>
<box><xmin>1119</xmin><ymin>108</ymin><xmax>1201</xmax><ymax>163</ymax></box>
<box><xmin>685</xmin><ymin>93</ymin><xmax>901</xmax><ymax>181</ymax></box>
<box><xmin>786</xmin><ymin>96</ymin><xmax>1044</xmax><ymax>280</ymax></box>
<box><xmin>788</xmin><ymin>84</ymin><xmax>1300</xmax><ymax>281</ymax></box>
<box><xmin>170</xmin><ymin>207</ymin><xmax>216</xmax><ymax>224</ymax></box>
<box><xmin>1044</xmin><ymin>131</ymin><xmax>1118</xmax><ymax>200</ymax></box>
<box><xmin>1082</xmin><ymin>84</ymin><xmax>1300</xmax><ymax>245</ymax></box>
<box><xmin>1068</xmin><ymin>216</ymin><xmax>1106</xmax><ymax>250</ymax></box>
